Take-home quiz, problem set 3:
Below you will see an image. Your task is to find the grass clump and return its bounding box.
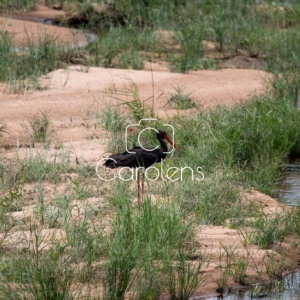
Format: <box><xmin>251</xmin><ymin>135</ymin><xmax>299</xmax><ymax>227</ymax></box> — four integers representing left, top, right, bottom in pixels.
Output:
<box><xmin>233</xmin><ymin>256</ymin><xmax>248</xmax><ymax>285</ymax></box>
<box><xmin>292</xmin><ymin>204</ymin><xmax>300</xmax><ymax>238</ymax></box>
<box><xmin>24</xmin><ymin>110</ymin><xmax>51</xmax><ymax>143</ymax></box>
<box><xmin>165</xmin><ymin>249</ymin><xmax>208</xmax><ymax>300</ymax></box>
<box><xmin>0</xmin><ymin>120</ymin><xmax>7</xmax><ymax>139</ymax></box>
<box><xmin>111</xmin><ymin>79</ymin><xmax>154</xmax><ymax>122</ymax></box>
<box><xmin>211</xmin><ymin>7</ymin><xmax>228</xmax><ymax>52</ymax></box>
<box><xmin>17</xmin><ymin>152</ymin><xmax>72</xmax><ymax>183</ymax></box>
<box><xmin>101</xmin><ymin>107</ymin><xmax>127</xmax><ymax>133</ymax></box>
<box><xmin>265</xmin><ymin>30</ymin><xmax>300</xmax><ymax>106</ymax></box>
<box><xmin>0</xmin><ymin>250</ymin><xmax>76</xmax><ymax>300</ymax></box>
<box><xmin>170</xmin><ymin>18</ymin><xmax>206</xmax><ymax>73</ymax></box>
<box><xmin>0</xmin><ymin>32</ymin><xmax>58</xmax><ymax>93</ymax></box>
<box><xmin>0</xmin><ymin>0</ymin><xmax>37</xmax><ymax>12</ymax></box>
<box><xmin>175</xmin><ymin>171</ymin><xmax>256</xmax><ymax>227</ymax></box>
<box><xmin>0</xmin><ymin>32</ymin><xmax>90</xmax><ymax>92</ymax></box>
<box><xmin>117</xmin><ymin>51</ymin><xmax>144</xmax><ymax>70</ymax></box>
<box><xmin>1</xmin><ymin>183</ymin><xmax>23</xmax><ymax>213</ymax></box>
<box><xmin>100</xmin><ymin>106</ymin><xmax>128</xmax><ymax>152</ymax></box>
<box><xmin>250</xmin><ymin>212</ymin><xmax>290</xmax><ymax>249</ymax></box>
<box><xmin>168</xmin><ymin>85</ymin><xmax>196</xmax><ymax>109</ymax></box>
<box><xmin>101</xmin><ymin>182</ymin><xmax>200</xmax><ymax>299</ymax></box>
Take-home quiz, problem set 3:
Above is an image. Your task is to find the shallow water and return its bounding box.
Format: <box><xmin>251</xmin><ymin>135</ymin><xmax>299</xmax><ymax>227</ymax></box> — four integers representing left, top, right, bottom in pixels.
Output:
<box><xmin>273</xmin><ymin>158</ymin><xmax>300</xmax><ymax>206</ymax></box>
<box><xmin>204</xmin><ymin>273</ymin><xmax>300</xmax><ymax>300</ymax></box>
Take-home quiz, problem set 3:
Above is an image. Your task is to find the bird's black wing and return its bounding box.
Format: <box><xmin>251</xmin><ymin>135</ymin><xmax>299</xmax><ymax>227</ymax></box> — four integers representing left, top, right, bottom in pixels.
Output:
<box><xmin>104</xmin><ymin>149</ymin><xmax>158</xmax><ymax>169</ymax></box>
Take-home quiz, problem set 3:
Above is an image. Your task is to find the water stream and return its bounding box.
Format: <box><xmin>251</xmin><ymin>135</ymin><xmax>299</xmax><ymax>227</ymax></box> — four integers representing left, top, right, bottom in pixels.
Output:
<box><xmin>204</xmin><ymin>273</ymin><xmax>300</xmax><ymax>300</ymax></box>
<box><xmin>274</xmin><ymin>158</ymin><xmax>300</xmax><ymax>206</ymax></box>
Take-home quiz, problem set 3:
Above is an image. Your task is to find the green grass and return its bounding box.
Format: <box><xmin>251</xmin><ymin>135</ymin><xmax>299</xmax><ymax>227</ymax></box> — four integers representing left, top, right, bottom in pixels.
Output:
<box><xmin>1</xmin><ymin>0</ymin><xmax>300</xmax><ymax>87</ymax></box>
<box><xmin>172</xmin><ymin>88</ymin><xmax>300</xmax><ymax>195</ymax></box>
<box><xmin>0</xmin><ymin>247</ymin><xmax>77</xmax><ymax>299</ymax></box>
<box><xmin>3</xmin><ymin>0</ymin><xmax>300</xmax><ymax>86</ymax></box>
<box><xmin>17</xmin><ymin>152</ymin><xmax>72</xmax><ymax>183</ymax></box>
<box><xmin>46</xmin><ymin>0</ymin><xmax>300</xmax><ymax>73</ymax></box>
<box><xmin>23</xmin><ymin>110</ymin><xmax>52</xmax><ymax>144</ymax></box>
<box><xmin>169</xmin><ymin>17</ymin><xmax>206</xmax><ymax>72</ymax></box>
<box><xmin>0</xmin><ymin>32</ymin><xmax>59</xmax><ymax>92</ymax></box>
<box><xmin>0</xmin><ymin>0</ymin><xmax>37</xmax><ymax>11</ymax></box>
<box><xmin>101</xmin><ymin>183</ymin><xmax>198</xmax><ymax>299</ymax></box>
<box><xmin>0</xmin><ymin>120</ymin><xmax>7</xmax><ymax>138</ymax></box>
<box><xmin>167</xmin><ymin>85</ymin><xmax>196</xmax><ymax>109</ymax></box>
<box><xmin>101</xmin><ymin>107</ymin><xmax>127</xmax><ymax>133</ymax></box>
<box><xmin>250</xmin><ymin>212</ymin><xmax>291</xmax><ymax>249</ymax></box>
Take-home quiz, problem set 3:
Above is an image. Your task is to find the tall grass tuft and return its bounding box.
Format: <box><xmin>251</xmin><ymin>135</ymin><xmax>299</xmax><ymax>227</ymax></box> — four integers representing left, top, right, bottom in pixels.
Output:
<box><xmin>0</xmin><ymin>32</ymin><xmax>59</xmax><ymax>93</ymax></box>
<box><xmin>0</xmin><ymin>251</ymin><xmax>76</xmax><ymax>300</ymax></box>
<box><xmin>101</xmin><ymin>182</ymin><xmax>197</xmax><ymax>299</ymax></box>
<box><xmin>0</xmin><ymin>120</ymin><xmax>7</xmax><ymax>138</ymax></box>
<box><xmin>170</xmin><ymin>18</ymin><xmax>206</xmax><ymax>73</ymax></box>
<box><xmin>0</xmin><ymin>0</ymin><xmax>37</xmax><ymax>11</ymax></box>
<box><xmin>24</xmin><ymin>110</ymin><xmax>52</xmax><ymax>143</ymax></box>
<box><xmin>165</xmin><ymin>249</ymin><xmax>208</xmax><ymax>300</ymax></box>
<box><xmin>168</xmin><ymin>85</ymin><xmax>196</xmax><ymax>109</ymax></box>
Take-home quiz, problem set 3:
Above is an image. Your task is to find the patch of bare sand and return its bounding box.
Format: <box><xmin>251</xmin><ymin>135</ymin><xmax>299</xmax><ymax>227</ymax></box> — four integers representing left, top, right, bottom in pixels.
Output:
<box><xmin>243</xmin><ymin>189</ymin><xmax>289</xmax><ymax>215</ymax></box>
<box><xmin>45</xmin><ymin>67</ymin><xmax>270</xmax><ymax>111</ymax></box>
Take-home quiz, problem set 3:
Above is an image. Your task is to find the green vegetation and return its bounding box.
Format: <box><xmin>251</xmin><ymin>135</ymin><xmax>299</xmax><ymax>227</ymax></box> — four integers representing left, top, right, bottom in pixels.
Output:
<box><xmin>174</xmin><ymin>91</ymin><xmax>300</xmax><ymax>195</ymax></box>
<box><xmin>168</xmin><ymin>85</ymin><xmax>196</xmax><ymax>109</ymax></box>
<box><xmin>23</xmin><ymin>110</ymin><xmax>52</xmax><ymax>143</ymax></box>
<box><xmin>0</xmin><ymin>0</ymin><xmax>37</xmax><ymax>11</ymax></box>
<box><xmin>0</xmin><ymin>32</ymin><xmax>84</xmax><ymax>93</ymax></box>
<box><xmin>2</xmin><ymin>0</ymin><xmax>300</xmax><ymax>89</ymax></box>
<box><xmin>0</xmin><ymin>120</ymin><xmax>7</xmax><ymax>137</ymax></box>
<box><xmin>101</xmin><ymin>107</ymin><xmax>127</xmax><ymax>133</ymax></box>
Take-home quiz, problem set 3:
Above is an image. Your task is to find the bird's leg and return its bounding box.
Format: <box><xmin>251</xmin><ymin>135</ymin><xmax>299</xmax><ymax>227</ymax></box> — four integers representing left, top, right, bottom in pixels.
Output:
<box><xmin>142</xmin><ymin>171</ymin><xmax>145</xmax><ymax>203</ymax></box>
<box><xmin>137</xmin><ymin>171</ymin><xmax>140</xmax><ymax>205</ymax></box>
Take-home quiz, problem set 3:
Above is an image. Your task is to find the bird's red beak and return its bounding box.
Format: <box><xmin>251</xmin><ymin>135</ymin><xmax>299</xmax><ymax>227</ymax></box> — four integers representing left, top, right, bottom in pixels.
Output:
<box><xmin>164</xmin><ymin>133</ymin><xmax>178</xmax><ymax>150</ymax></box>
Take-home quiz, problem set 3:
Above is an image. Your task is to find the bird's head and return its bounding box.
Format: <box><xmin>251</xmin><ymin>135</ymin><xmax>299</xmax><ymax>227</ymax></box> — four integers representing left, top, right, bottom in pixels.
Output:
<box><xmin>157</xmin><ymin>130</ymin><xmax>178</xmax><ymax>150</ymax></box>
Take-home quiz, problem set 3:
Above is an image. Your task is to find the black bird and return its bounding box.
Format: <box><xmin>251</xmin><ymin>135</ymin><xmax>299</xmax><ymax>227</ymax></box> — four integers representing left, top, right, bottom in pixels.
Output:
<box><xmin>104</xmin><ymin>130</ymin><xmax>178</xmax><ymax>203</ymax></box>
